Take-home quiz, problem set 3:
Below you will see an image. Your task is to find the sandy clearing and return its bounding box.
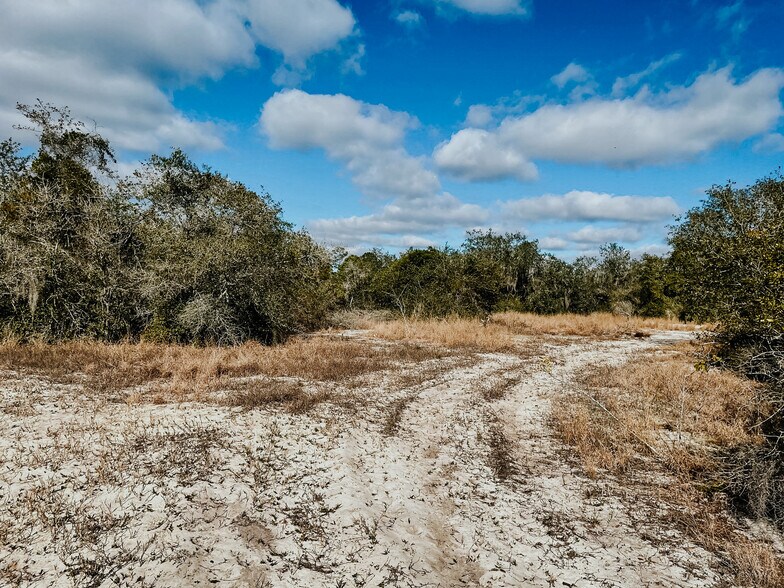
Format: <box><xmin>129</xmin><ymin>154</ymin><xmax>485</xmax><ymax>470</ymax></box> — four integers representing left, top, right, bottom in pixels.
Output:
<box><xmin>0</xmin><ymin>331</ymin><xmax>724</xmax><ymax>587</ymax></box>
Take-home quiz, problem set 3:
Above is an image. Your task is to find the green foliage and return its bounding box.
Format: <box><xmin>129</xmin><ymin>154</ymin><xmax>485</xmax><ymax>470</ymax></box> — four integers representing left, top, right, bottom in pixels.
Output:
<box><xmin>0</xmin><ymin>104</ymin><xmax>140</xmax><ymax>340</ymax></box>
<box><xmin>132</xmin><ymin>150</ymin><xmax>331</xmax><ymax>344</ymax></box>
<box><xmin>375</xmin><ymin>247</ymin><xmax>467</xmax><ymax>316</ymax></box>
<box><xmin>331</xmin><ymin>249</ymin><xmax>392</xmax><ymax>310</ymax></box>
<box><xmin>1</xmin><ymin>102</ymin><xmax>695</xmax><ymax>342</ymax></box>
<box><xmin>630</xmin><ymin>254</ymin><xmax>679</xmax><ymax>318</ymax></box>
<box><xmin>0</xmin><ymin>103</ymin><xmax>332</xmax><ymax>344</ymax></box>
<box><xmin>330</xmin><ymin>230</ymin><xmax>677</xmax><ymax>320</ymax></box>
<box><xmin>671</xmin><ymin>175</ymin><xmax>784</xmax><ymax>339</ymax></box>
<box><xmin>671</xmin><ymin>173</ymin><xmax>784</xmax><ymax>529</ymax></box>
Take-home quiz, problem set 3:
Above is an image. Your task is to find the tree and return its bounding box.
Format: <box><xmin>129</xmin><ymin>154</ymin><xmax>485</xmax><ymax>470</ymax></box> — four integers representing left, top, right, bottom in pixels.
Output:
<box><xmin>332</xmin><ymin>249</ymin><xmax>392</xmax><ymax>310</ymax></box>
<box><xmin>0</xmin><ymin>104</ymin><xmax>333</xmax><ymax>344</ymax></box>
<box><xmin>461</xmin><ymin>230</ymin><xmax>540</xmax><ymax>311</ymax></box>
<box><xmin>132</xmin><ymin>150</ymin><xmax>331</xmax><ymax>344</ymax></box>
<box><xmin>0</xmin><ymin>103</ymin><xmax>141</xmax><ymax>340</ymax></box>
<box><xmin>596</xmin><ymin>243</ymin><xmax>632</xmax><ymax>312</ymax></box>
<box><xmin>671</xmin><ymin>173</ymin><xmax>784</xmax><ymax>527</ymax></box>
<box><xmin>629</xmin><ymin>254</ymin><xmax>679</xmax><ymax>318</ymax></box>
<box><xmin>670</xmin><ymin>174</ymin><xmax>784</xmax><ymax>351</ymax></box>
<box><xmin>376</xmin><ymin>247</ymin><xmax>465</xmax><ymax>317</ymax></box>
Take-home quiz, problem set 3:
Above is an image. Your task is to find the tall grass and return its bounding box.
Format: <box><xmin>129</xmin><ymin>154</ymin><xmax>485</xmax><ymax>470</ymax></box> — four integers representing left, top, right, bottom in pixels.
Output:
<box><xmin>0</xmin><ymin>336</ymin><xmax>446</xmax><ymax>400</ymax></box>
<box><xmin>553</xmin><ymin>349</ymin><xmax>781</xmax><ymax>586</ymax></box>
<box><xmin>369</xmin><ymin>311</ymin><xmax>696</xmax><ymax>352</ymax></box>
<box><xmin>491</xmin><ymin>311</ymin><xmax>696</xmax><ymax>337</ymax></box>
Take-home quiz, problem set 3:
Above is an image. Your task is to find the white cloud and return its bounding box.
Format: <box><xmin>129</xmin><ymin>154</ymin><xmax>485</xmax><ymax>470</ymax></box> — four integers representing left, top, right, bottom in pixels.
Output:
<box><xmin>551</xmin><ymin>62</ymin><xmax>589</xmax><ymax>88</ymax></box>
<box><xmin>0</xmin><ymin>0</ymin><xmax>256</xmax><ymax>82</ymax></box>
<box><xmin>566</xmin><ymin>225</ymin><xmax>644</xmax><ymax>244</ymax></box>
<box><xmin>464</xmin><ymin>105</ymin><xmax>495</xmax><ymax>128</ymax></box>
<box><xmin>395</xmin><ymin>10</ymin><xmax>424</xmax><ymax>27</ymax></box>
<box><xmin>501</xmin><ymin>191</ymin><xmax>680</xmax><ymax>222</ymax></box>
<box><xmin>0</xmin><ymin>0</ymin><xmax>357</xmax><ymax>151</ymax></box>
<box><xmin>244</xmin><ymin>0</ymin><xmax>356</xmax><ymax>68</ymax></box>
<box><xmin>539</xmin><ymin>237</ymin><xmax>569</xmax><ymax>250</ymax></box>
<box><xmin>715</xmin><ymin>1</ymin><xmax>750</xmax><ymax>41</ymax></box>
<box><xmin>611</xmin><ymin>53</ymin><xmax>682</xmax><ymax>97</ymax></box>
<box><xmin>434</xmin><ymin>128</ymin><xmax>538</xmax><ymax>182</ymax></box>
<box><xmin>432</xmin><ymin>0</ymin><xmax>530</xmax><ymax>16</ymax></box>
<box><xmin>0</xmin><ymin>50</ymin><xmax>224</xmax><ymax>151</ymax></box>
<box><xmin>435</xmin><ymin>67</ymin><xmax>784</xmax><ymax>179</ymax></box>
<box><xmin>342</xmin><ymin>43</ymin><xmax>366</xmax><ymax>76</ymax></box>
<box><xmin>754</xmin><ymin>132</ymin><xmax>784</xmax><ymax>153</ymax></box>
<box><xmin>260</xmin><ymin>89</ymin><xmax>440</xmax><ymax>200</ymax></box>
<box><xmin>308</xmin><ymin>193</ymin><xmax>487</xmax><ymax>248</ymax></box>
<box><xmin>629</xmin><ymin>243</ymin><xmax>671</xmax><ymax>258</ymax></box>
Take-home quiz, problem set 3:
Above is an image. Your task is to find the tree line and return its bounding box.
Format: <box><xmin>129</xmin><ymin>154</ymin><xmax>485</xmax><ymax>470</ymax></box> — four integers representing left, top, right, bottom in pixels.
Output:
<box><xmin>331</xmin><ymin>237</ymin><xmax>678</xmax><ymax>320</ymax></box>
<box><xmin>0</xmin><ymin>103</ymin><xmax>780</xmax><ymax>356</ymax></box>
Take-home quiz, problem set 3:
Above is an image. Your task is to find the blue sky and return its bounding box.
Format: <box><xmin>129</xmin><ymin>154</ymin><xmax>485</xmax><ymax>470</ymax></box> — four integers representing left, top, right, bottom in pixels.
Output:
<box><xmin>1</xmin><ymin>0</ymin><xmax>783</xmax><ymax>257</ymax></box>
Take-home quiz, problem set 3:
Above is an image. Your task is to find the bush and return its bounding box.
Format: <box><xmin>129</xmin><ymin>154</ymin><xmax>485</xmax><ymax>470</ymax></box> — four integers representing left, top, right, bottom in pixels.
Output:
<box><xmin>670</xmin><ymin>172</ymin><xmax>784</xmax><ymax>528</ymax></box>
<box><xmin>0</xmin><ymin>103</ymin><xmax>332</xmax><ymax>344</ymax></box>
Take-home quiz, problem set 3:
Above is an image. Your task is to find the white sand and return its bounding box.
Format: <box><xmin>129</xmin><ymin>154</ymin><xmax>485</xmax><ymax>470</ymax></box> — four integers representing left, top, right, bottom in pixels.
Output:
<box><xmin>0</xmin><ymin>331</ymin><xmax>731</xmax><ymax>586</ymax></box>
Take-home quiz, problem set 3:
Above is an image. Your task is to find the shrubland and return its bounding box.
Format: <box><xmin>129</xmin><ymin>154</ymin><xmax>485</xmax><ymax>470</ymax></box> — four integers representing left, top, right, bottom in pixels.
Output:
<box><xmin>0</xmin><ymin>103</ymin><xmax>330</xmax><ymax>344</ymax></box>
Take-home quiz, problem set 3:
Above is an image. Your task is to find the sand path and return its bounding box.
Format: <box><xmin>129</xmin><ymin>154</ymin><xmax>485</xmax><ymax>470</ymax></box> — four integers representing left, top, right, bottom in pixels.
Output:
<box><xmin>0</xmin><ymin>332</ymin><xmax>722</xmax><ymax>587</ymax></box>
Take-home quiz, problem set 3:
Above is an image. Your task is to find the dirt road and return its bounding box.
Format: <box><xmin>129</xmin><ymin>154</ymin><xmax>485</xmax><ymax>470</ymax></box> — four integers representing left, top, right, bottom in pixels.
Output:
<box><xmin>0</xmin><ymin>331</ymin><xmax>721</xmax><ymax>587</ymax></box>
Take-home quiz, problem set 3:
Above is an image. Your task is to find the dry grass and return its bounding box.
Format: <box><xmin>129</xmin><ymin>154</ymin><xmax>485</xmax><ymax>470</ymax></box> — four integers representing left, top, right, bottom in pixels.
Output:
<box><xmin>371</xmin><ymin>317</ymin><xmax>517</xmax><ymax>352</ymax></box>
<box><xmin>553</xmin><ymin>351</ymin><xmax>764</xmax><ymax>477</ymax></box>
<box><xmin>491</xmin><ymin>311</ymin><xmax>697</xmax><ymax>337</ymax></box>
<box><xmin>223</xmin><ymin>379</ymin><xmax>336</xmax><ymax>414</ymax></box>
<box><xmin>553</xmin><ymin>351</ymin><xmax>783</xmax><ymax>586</ymax></box>
<box><xmin>369</xmin><ymin>312</ymin><xmax>696</xmax><ymax>353</ymax></box>
<box><xmin>0</xmin><ymin>336</ymin><xmax>446</xmax><ymax>402</ymax></box>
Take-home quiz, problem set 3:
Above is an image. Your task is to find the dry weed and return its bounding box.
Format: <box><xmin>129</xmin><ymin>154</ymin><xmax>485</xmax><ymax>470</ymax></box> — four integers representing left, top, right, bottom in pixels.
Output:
<box><xmin>484</xmin><ymin>413</ymin><xmax>519</xmax><ymax>483</ymax></box>
<box><xmin>491</xmin><ymin>311</ymin><xmax>696</xmax><ymax>338</ymax></box>
<box><xmin>371</xmin><ymin>317</ymin><xmax>516</xmax><ymax>352</ymax></box>
<box><xmin>369</xmin><ymin>312</ymin><xmax>696</xmax><ymax>352</ymax></box>
<box><xmin>553</xmin><ymin>350</ymin><xmax>782</xmax><ymax>586</ymax></box>
<box><xmin>0</xmin><ymin>336</ymin><xmax>446</xmax><ymax>402</ymax></box>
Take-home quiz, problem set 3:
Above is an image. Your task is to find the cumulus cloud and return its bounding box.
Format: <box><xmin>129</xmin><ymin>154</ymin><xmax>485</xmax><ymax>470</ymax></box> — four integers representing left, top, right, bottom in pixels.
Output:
<box><xmin>0</xmin><ymin>0</ymin><xmax>256</xmax><ymax>82</ymax></box>
<box><xmin>244</xmin><ymin>0</ymin><xmax>356</xmax><ymax>68</ymax></box>
<box><xmin>0</xmin><ymin>50</ymin><xmax>225</xmax><ymax>151</ymax></box>
<box><xmin>308</xmin><ymin>193</ymin><xmax>487</xmax><ymax>249</ymax></box>
<box><xmin>551</xmin><ymin>62</ymin><xmax>589</xmax><ymax>88</ymax></box>
<box><xmin>435</xmin><ymin>67</ymin><xmax>784</xmax><ymax>180</ymax></box>
<box><xmin>260</xmin><ymin>89</ymin><xmax>440</xmax><ymax>200</ymax></box>
<box><xmin>754</xmin><ymin>132</ymin><xmax>784</xmax><ymax>153</ymax></box>
<box><xmin>0</xmin><ymin>0</ymin><xmax>357</xmax><ymax>151</ymax></box>
<box><xmin>434</xmin><ymin>128</ymin><xmax>538</xmax><ymax>182</ymax></box>
<box><xmin>432</xmin><ymin>0</ymin><xmax>530</xmax><ymax>16</ymax></box>
<box><xmin>538</xmin><ymin>237</ymin><xmax>569</xmax><ymax>250</ymax></box>
<box><xmin>464</xmin><ymin>105</ymin><xmax>495</xmax><ymax>128</ymax></box>
<box><xmin>611</xmin><ymin>53</ymin><xmax>682</xmax><ymax>97</ymax></box>
<box><xmin>501</xmin><ymin>191</ymin><xmax>680</xmax><ymax>222</ymax></box>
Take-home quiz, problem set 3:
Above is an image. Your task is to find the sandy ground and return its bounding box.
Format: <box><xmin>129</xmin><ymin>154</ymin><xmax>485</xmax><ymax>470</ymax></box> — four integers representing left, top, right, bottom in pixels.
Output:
<box><xmin>0</xmin><ymin>331</ymin><xmax>726</xmax><ymax>587</ymax></box>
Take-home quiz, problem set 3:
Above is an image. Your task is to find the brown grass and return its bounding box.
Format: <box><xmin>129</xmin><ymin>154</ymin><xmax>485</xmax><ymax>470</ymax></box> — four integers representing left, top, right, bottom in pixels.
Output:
<box><xmin>484</xmin><ymin>412</ymin><xmax>519</xmax><ymax>483</ymax></box>
<box><xmin>371</xmin><ymin>317</ymin><xmax>517</xmax><ymax>352</ymax></box>
<box><xmin>491</xmin><ymin>311</ymin><xmax>697</xmax><ymax>337</ymax></box>
<box><xmin>369</xmin><ymin>312</ymin><xmax>696</xmax><ymax>353</ymax></box>
<box><xmin>223</xmin><ymin>379</ymin><xmax>335</xmax><ymax>414</ymax></box>
<box><xmin>552</xmin><ymin>351</ymin><xmax>782</xmax><ymax>586</ymax></box>
<box><xmin>0</xmin><ymin>336</ymin><xmax>446</xmax><ymax>401</ymax></box>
